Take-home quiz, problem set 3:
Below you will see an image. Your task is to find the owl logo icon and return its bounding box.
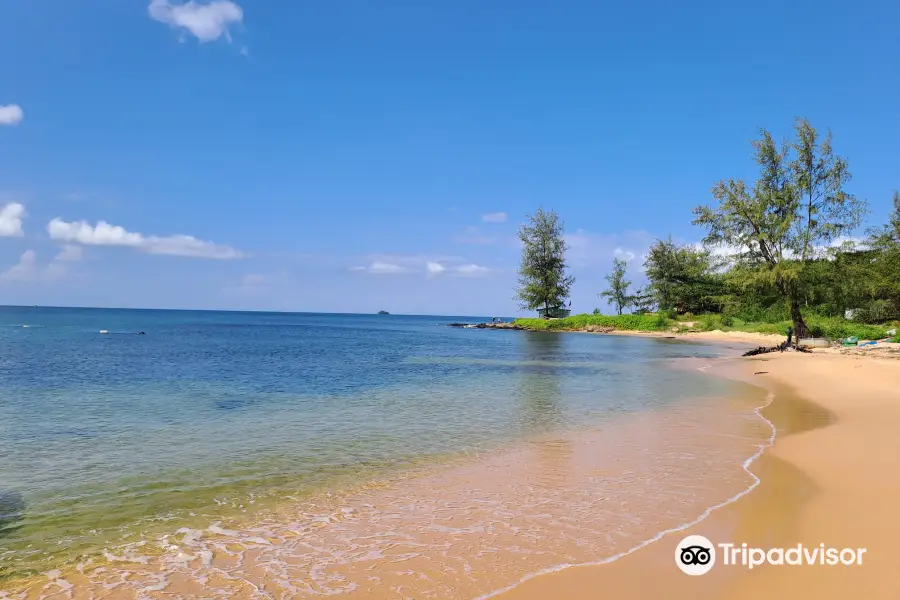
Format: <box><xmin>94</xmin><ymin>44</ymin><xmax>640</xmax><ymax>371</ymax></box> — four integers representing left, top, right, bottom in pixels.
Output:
<box><xmin>675</xmin><ymin>535</ymin><xmax>716</xmax><ymax>575</ymax></box>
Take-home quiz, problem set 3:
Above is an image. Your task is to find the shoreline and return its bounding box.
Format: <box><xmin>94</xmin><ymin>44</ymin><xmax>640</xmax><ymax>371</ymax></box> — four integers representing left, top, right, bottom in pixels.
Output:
<box><xmin>467</xmin><ymin>320</ymin><xmax>789</xmax><ymax>347</ymax></box>
<box><xmin>475</xmin><ymin>363</ymin><xmax>778</xmax><ymax>600</ymax></box>
<box><xmin>492</xmin><ymin>352</ymin><xmax>900</xmax><ymax>600</ymax></box>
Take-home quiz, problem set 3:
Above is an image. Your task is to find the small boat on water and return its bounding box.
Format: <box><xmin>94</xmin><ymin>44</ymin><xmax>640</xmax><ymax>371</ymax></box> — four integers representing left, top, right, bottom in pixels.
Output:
<box><xmin>377</xmin><ymin>310</ymin><xmax>390</xmax><ymax>315</ymax></box>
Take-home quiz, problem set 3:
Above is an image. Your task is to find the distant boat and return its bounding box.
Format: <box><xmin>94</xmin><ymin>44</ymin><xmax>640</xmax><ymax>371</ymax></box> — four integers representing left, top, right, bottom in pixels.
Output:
<box><xmin>377</xmin><ymin>310</ymin><xmax>390</xmax><ymax>315</ymax></box>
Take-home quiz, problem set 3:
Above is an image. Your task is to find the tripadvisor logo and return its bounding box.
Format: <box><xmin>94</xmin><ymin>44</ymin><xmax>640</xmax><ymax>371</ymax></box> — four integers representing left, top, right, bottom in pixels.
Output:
<box><xmin>675</xmin><ymin>535</ymin><xmax>867</xmax><ymax>575</ymax></box>
<box><xmin>676</xmin><ymin>535</ymin><xmax>715</xmax><ymax>576</ymax></box>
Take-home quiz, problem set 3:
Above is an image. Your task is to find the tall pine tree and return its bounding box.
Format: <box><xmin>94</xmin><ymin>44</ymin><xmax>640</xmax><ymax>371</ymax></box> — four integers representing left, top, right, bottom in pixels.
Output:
<box><xmin>516</xmin><ymin>208</ymin><xmax>575</xmax><ymax>316</ymax></box>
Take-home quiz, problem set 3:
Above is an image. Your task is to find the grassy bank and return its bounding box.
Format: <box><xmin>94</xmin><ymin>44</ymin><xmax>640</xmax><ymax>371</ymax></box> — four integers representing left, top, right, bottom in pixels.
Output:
<box><xmin>689</xmin><ymin>314</ymin><xmax>895</xmax><ymax>341</ymax></box>
<box><xmin>513</xmin><ymin>312</ymin><xmax>897</xmax><ymax>341</ymax></box>
<box><xmin>514</xmin><ymin>314</ymin><xmax>671</xmax><ymax>331</ymax></box>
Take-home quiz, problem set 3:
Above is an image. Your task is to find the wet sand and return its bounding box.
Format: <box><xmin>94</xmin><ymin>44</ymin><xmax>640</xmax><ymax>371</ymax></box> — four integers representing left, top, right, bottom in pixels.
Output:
<box><xmin>5</xmin><ymin>377</ymin><xmax>770</xmax><ymax>599</ymax></box>
<box><xmin>494</xmin><ymin>353</ymin><xmax>900</xmax><ymax>600</ymax></box>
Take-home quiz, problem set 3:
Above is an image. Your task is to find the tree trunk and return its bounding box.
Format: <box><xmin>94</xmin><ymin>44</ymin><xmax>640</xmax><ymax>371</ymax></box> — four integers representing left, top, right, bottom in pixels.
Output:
<box><xmin>789</xmin><ymin>296</ymin><xmax>808</xmax><ymax>342</ymax></box>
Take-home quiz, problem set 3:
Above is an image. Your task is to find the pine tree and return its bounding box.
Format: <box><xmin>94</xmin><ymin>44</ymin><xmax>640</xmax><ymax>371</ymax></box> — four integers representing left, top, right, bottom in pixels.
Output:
<box><xmin>516</xmin><ymin>208</ymin><xmax>575</xmax><ymax>316</ymax></box>
<box><xmin>599</xmin><ymin>258</ymin><xmax>632</xmax><ymax>315</ymax></box>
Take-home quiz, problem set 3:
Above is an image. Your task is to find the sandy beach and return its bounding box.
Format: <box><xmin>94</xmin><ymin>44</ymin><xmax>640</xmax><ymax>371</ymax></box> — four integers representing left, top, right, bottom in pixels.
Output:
<box><xmin>493</xmin><ymin>351</ymin><xmax>900</xmax><ymax>600</ymax></box>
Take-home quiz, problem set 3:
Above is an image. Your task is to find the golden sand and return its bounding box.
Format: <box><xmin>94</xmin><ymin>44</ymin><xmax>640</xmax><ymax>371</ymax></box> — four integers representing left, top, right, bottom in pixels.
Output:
<box><xmin>494</xmin><ymin>353</ymin><xmax>900</xmax><ymax>600</ymax></box>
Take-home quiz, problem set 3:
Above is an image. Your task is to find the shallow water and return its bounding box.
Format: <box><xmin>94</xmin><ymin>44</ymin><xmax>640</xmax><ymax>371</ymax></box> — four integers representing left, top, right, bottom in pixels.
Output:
<box><xmin>0</xmin><ymin>307</ymin><xmax>765</xmax><ymax>597</ymax></box>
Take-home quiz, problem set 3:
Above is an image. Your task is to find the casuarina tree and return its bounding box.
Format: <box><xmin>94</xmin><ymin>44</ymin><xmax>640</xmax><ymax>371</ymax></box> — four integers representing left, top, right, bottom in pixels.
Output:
<box><xmin>516</xmin><ymin>208</ymin><xmax>575</xmax><ymax>316</ymax></box>
<box><xmin>693</xmin><ymin>119</ymin><xmax>866</xmax><ymax>339</ymax></box>
<box><xmin>599</xmin><ymin>257</ymin><xmax>632</xmax><ymax>315</ymax></box>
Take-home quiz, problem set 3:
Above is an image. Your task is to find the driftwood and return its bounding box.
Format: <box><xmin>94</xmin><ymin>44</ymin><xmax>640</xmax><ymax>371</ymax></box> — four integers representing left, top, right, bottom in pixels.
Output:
<box><xmin>742</xmin><ymin>342</ymin><xmax>812</xmax><ymax>357</ymax></box>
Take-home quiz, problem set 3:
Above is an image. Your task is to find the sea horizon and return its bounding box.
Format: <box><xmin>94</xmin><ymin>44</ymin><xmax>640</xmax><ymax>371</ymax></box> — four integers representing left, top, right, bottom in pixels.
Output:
<box><xmin>0</xmin><ymin>304</ymin><xmax>517</xmax><ymax>320</ymax></box>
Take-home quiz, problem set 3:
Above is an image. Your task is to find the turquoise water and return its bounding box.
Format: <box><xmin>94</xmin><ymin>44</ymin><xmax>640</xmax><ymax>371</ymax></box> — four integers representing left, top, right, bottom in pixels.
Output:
<box><xmin>0</xmin><ymin>306</ymin><xmax>737</xmax><ymax>581</ymax></box>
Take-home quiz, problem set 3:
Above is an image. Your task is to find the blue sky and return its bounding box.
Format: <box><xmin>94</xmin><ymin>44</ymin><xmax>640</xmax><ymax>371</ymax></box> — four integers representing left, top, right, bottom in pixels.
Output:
<box><xmin>1</xmin><ymin>0</ymin><xmax>899</xmax><ymax>316</ymax></box>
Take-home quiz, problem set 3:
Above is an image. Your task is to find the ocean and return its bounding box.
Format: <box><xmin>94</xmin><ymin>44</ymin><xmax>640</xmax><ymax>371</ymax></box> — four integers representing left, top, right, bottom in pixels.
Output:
<box><xmin>0</xmin><ymin>307</ymin><xmax>771</xmax><ymax>598</ymax></box>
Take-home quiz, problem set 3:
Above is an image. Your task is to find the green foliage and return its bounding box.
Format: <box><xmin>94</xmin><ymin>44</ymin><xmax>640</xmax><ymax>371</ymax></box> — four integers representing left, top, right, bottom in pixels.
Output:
<box><xmin>515</xmin><ymin>208</ymin><xmax>575</xmax><ymax>313</ymax></box>
<box><xmin>697</xmin><ymin>314</ymin><xmax>724</xmax><ymax>331</ymax></box>
<box><xmin>592</xmin><ymin>308</ymin><xmax>601</xmax><ymax>315</ymax></box>
<box><xmin>599</xmin><ymin>258</ymin><xmax>632</xmax><ymax>315</ymax></box>
<box><xmin>658</xmin><ymin>308</ymin><xmax>677</xmax><ymax>320</ymax></box>
<box><xmin>514</xmin><ymin>314</ymin><xmax>673</xmax><ymax>331</ymax></box>
<box><xmin>643</xmin><ymin>238</ymin><xmax>726</xmax><ymax>314</ymax></box>
<box><xmin>630</xmin><ymin>285</ymin><xmax>657</xmax><ymax>314</ymax></box>
<box><xmin>697</xmin><ymin>315</ymin><xmax>888</xmax><ymax>340</ymax></box>
<box><xmin>692</xmin><ymin>119</ymin><xmax>866</xmax><ymax>338</ymax></box>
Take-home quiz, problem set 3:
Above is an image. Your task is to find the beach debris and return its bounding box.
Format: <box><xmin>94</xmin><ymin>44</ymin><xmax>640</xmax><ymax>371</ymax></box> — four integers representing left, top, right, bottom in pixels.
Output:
<box><xmin>753</xmin><ymin>371</ymin><xmax>769</xmax><ymax>375</ymax></box>
<box><xmin>742</xmin><ymin>343</ymin><xmax>811</xmax><ymax>357</ymax></box>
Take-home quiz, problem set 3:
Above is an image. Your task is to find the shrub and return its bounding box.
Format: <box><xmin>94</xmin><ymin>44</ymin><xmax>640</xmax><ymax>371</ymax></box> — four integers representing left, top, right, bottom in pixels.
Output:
<box><xmin>658</xmin><ymin>308</ymin><xmax>677</xmax><ymax>320</ymax></box>
<box><xmin>807</xmin><ymin>323</ymin><xmax>826</xmax><ymax>337</ymax></box>
<box><xmin>698</xmin><ymin>313</ymin><xmax>723</xmax><ymax>331</ymax></box>
<box><xmin>514</xmin><ymin>313</ymin><xmax>672</xmax><ymax>332</ymax></box>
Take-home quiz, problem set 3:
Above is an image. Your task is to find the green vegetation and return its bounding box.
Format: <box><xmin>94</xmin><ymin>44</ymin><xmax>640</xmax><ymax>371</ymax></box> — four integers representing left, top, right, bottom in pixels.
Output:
<box><xmin>693</xmin><ymin>118</ymin><xmax>865</xmax><ymax>338</ymax></box>
<box><xmin>686</xmin><ymin>313</ymin><xmax>890</xmax><ymax>340</ymax></box>
<box><xmin>643</xmin><ymin>238</ymin><xmax>726</xmax><ymax>314</ymax></box>
<box><xmin>511</xmin><ymin>120</ymin><xmax>900</xmax><ymax>342</ymax></box>
<box><xmin>598</xmin><ymin>258</ymin><xmax>632</xmax><ymax>315</ymax></box>
<box><xmin>515</xmin><ymin>208</ymin><xmax>575</xmax><ymax>315</ymax></box>
<box><xmin>515</xmin><ymin>313</ymin><xmax>672</xmax><ymax>331</ymax></box>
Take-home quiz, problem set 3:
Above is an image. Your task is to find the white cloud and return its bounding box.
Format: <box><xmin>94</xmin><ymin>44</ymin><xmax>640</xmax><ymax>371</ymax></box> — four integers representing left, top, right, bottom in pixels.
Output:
<box><xmin>0</xmin><ymin>203</ymin><xmax>26</xmax><ymax>237</ymax></box>
<box><xmin>613</xmin><ymin>248</ymin><xmax>636</xmax><ymax>262</ymax></box>
<box><xmin>565</xmin><ymin>229</ymin><xmax>655</xmax><ymax>268</ymax></box>
<box><xmin>697</xmin><ymin>235</ymin><xmax>867</xmax><ymax>264</ymax></box>
<box><xmin>426</xmin><ymin>261</ymin><xmax>446</xmax><ymax>276</ymax></box>
<box><xmin>0</xmin><ymin>249</ymin><xmax>75</xmax><ymax>284</ymax></box>
<box><xmin>55</xmin><ymin>245</ymin><xmax>83</xmax><ymax>262</ymax></box>
<box><xmin>482</xmin><ymin>212</ymin><xmax>507</xmax><ymax>223</ymax></box>
<box><xmin>351</xmin><ymin>261</ymin><xmax>410</xmax><ymax>274</ymax></box>
<box><xmin>455</xmin><ymin>263</ymin><xmax>490</xmax><ymax>276</ymax></box>
<box><xmin>368</xmin><ymin>261</ymin><xmax>409</xmax><ymax>274</ymax></box>
<box><xmin>0</xmin><ymin>105</ymin><xmax>23</xmax><ymax>126</ymax></box>
<box><xmin>352</xmin><ymin>255</ymin><xmax>494</xmax><ymax>276</ymax></box>
<box><xmin>47</xmin><ymin>218</ymin><xmax>244</xmax><ymax>259</ymax></box>
<box><xmin>148</xmin><ymin>0</ymin><xmax>243</xmax><ymax>43</ymax></box>
<box><xmin>0</xmin><ymin>250</ymin><xmax>38</xmax><ymax>282</ymax></box>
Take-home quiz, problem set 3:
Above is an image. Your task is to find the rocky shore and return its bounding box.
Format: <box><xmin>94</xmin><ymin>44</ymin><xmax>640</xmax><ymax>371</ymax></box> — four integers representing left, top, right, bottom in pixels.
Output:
<box><xmin>447</xmin><ymin>322</ymin><xmax>616</xmax><ymax>333</ymax></box>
